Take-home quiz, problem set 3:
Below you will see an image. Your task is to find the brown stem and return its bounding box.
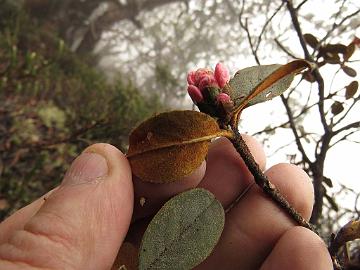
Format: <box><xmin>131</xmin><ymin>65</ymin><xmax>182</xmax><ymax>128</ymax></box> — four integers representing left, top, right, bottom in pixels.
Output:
<box><xmin>230</xmin><ymin>125</ymin><xmax>317</xmax><ymax>233</ymax></box>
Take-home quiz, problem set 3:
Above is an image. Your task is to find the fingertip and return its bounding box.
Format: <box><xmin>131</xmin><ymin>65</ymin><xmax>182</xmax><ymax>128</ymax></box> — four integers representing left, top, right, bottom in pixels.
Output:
<box><xmin>133</xmin><ymin>161</ymin><xmax>206</xmax><ymax>220</ymax></box>
<box><xmin>210</xmin><ymin>135</ymin><xmax>266</xmax><ymax>171</ymax></box>
<box><xmin>83</xmin><ymin>143</ymin><xmax>132</xmax><ymax>183</ymax></box>
<box><xmin>4</xmin><ymin>143</ymin><xmax>135</xmax><ymax>269</ymax></box>
<box><xmin>199</xmin><ymin>135</ymin><xmax>266</xmax><ymax>208</ymax></box>
<box><xmin>261</xmin><ymin>226</ymin><xmax>332</xmax><ymax>270</ymax></box>
<box><xmin>265</xmin><ymin>163</ymin><xmax>314</xmax><ymax>220</ymax></box>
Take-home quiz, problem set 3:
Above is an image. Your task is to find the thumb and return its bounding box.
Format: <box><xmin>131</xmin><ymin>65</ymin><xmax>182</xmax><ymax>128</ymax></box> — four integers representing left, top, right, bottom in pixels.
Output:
<box><xmin>0</xmin><ymin>143</ymin><xmax>134</xmax><ymax>270</ymax></box>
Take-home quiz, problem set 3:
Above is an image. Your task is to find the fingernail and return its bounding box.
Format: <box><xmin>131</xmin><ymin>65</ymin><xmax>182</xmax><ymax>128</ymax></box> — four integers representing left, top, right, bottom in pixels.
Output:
<box><xmin>62</xmin><ymin>152</ymin><xmax>108</xmax><ymax>185</ymax></box>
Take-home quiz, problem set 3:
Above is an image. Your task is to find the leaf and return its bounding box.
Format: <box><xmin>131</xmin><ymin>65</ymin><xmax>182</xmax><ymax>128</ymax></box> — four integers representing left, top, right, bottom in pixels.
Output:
<box><xmin>127</xmin><ymin>110</ymin><xmax>231</xmax><ymax>183</ymax></box>
<box><xmin>303</xmin><ymin>33</ymin><xmax>319</xmax><ymax>49</ymax></box>
<box><xmin>331</xmin><ymin>101</ymin><xmax>344</xmax><ymax>115</ymax></box>
<box><xmin>322</xmin><ymin>44</ymin><xmax>347</xmax><ymax>55</ymax></box>
<box><xmin>323</xmin><ymin>53</ymin><xmax>341</xmax><ymax>64</ymax></box>
<box><xmin>229</xmin><ymin>60</ymin><xmax>312</xmax><ymax>113</ymax></box>
<box><xmin>333</xmin><ymin>220</ymin><xmax>360</xmax><ymax>245</ymax></box>
<box><xmin>324</xmin><ymin>192</ymin><xmax>338</xmax><ymax>212</ymax></box>
<box><xmin>342</xmin><ymin>66</ymin><xmax>357</xmax><ymax>77</ymax></box>
<box><xmin>345</xmin><ymin>81</ymin><xmax>358</xmax><ymax>99</ymax></box>
<box><xmin>139</xmin><ymin>188</ymin><xmax>225</xmax><ymax>270</ymax></box>
<box><xmin>344</xmin><ymin>42</ymin><xmax>356</xmax><ymax>61</ymax></box>
<box><xmin>323</xmin><ymin>176</ymin><xmax>333</xmax><ymax>188</ymax></box>
<box><xmin>303</xmin><ymin>70</ymin><xmax>316</xmax><ymax>83</ymax></box>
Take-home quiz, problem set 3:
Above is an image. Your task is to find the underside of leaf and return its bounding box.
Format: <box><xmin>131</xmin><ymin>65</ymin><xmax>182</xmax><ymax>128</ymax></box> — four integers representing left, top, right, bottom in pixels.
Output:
<box><xmin>139</xmin><ymin>188</ymin><xmax>225</xmax><ymax>270</ymax></box>
<box><xmin>229</xmin><ymin>59</ymin><xmax>312</xmax><ymax>126</ymax></box>
<box><xmin>127</xmin><ymin>110</ymin><xmax>227</xmax><ymax>183</ymax></box>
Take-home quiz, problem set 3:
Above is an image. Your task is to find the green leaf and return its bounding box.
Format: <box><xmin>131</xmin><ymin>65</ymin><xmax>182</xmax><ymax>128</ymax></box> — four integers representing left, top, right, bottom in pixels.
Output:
<box><xmin>229</xmin><ymin>64</ymin><xmax>293</xmax><ymax>107</ymax></box>
<box><xmin>139</xmin><ymin>188</ymin><xmax>225</xmax><ymax>270</ymax></box>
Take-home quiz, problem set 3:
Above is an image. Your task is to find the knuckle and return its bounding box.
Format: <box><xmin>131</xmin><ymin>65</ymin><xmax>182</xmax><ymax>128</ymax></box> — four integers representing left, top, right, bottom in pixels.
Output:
<box><xmin>0</xmin><ymin>211</ymin><xmax>80</xmax><ymax>270</ymax></box>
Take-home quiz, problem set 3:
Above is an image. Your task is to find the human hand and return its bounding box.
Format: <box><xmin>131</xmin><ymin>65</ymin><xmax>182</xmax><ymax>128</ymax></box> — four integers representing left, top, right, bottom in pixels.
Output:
<box><xmin>0</xmin><ymin>137</ymin><xmax>332</xmax><ymax>270</ymax></box>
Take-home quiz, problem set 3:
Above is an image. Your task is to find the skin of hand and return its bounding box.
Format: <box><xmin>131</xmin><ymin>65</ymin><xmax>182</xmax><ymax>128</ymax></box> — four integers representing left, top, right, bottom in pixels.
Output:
<box><xmin>0</xmin><ymin>136</ymin><xmax>333</xmax><ymax>270</ymax></box>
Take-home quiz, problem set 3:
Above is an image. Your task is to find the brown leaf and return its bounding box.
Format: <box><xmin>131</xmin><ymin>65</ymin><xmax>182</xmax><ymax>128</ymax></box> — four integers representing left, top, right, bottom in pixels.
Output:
<box><xmin>127</xmin><ymin>110</ymin><xmax>230</xmax><ymax>183</ymax></box>
<box><xmin>303</xmin><ymin>33</ymin><xmax>319</xmax><ymax>49</ymax></box>
<box><xmin>303</xmin><ymin>70</ymin><xmax>316</xmax><ymax>83</ymax></box>
<box><xmin>329</xmin><ymin>220</ymin><xmax>360</xmax><ymax>257</ymax></box>
<box><xmin>322</xmin><ymin>44</ymin><xmax>347</xmax><ymax>55</ymax></box>
<box><xmin>112</xmin><ymin>242</ymin><xmax>138</xmax><ymax>270</ymax></box>
<box><xmin>342</xmin><ymin>66</ymin><xmax>357</xmax><ymax>77</ymax></box>
<box><xmin>334</xmin><ymin>220</ymin><xmax>360</xmax><ymax>245</ymax></box>
<box><xmin>345</xmin><ymin>81</ymin><xmax>358</xmax><ymax>99</ymax></box>
<box><xmin>344</xmin><ymin>42</ymin><xmax>356</xmax><ymax>61</ymax></box>
<box><xmin>331</xmin><ymin>101</ymin><xmax>344</xmax><ymax>115</ymax></box>
<box><xmin>324</xmin><ymin>53</ymin><xmax>341</xmax><ymax>64</ymax></box>
<box><xmin>323</xmin><ymin>176</ymin><xmax>333</xmax><ymax>188</ymax></box>
<box><xmin>324</xmin><ymin>192</ymin><xmax>338</xmax><ymax>212</ymax></box>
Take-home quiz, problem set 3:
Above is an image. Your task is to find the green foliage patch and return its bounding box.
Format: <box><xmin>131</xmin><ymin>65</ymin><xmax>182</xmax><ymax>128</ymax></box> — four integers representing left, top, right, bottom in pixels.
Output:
<box><xmin>0</xmin><ymin>2</ymin><xmax>162</xmax><ymax>219</ymax></box>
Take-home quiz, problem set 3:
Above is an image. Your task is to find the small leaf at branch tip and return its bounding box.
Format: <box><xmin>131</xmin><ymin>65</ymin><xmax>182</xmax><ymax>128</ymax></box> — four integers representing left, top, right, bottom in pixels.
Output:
<box><xmin>345</xmin><ymin>81</ymin><xmax>358</xmax><ymax>99</ymax></box>
<box><xmin>334</xmin><ymin>220</ymin><xmax>360</xmax><ymax>244</ymax></box>
<box><xmin>342</xmin><ymin>66</ymin><xmax>357</xmax><ymax>77</ymax></box>
<box><xmin>331</xmin><ymin>101</ymin><xmax>344</xmax><ymax>115</ymax></box>
<box><xmin>138</xmin><ymin>188</ymin><xmax>225</xmax><ymax>270</ymax></box>
<box><xmin>303</xmin><ymin>33</ymin><xmax>319</xmax><ymax>49</ymax></box>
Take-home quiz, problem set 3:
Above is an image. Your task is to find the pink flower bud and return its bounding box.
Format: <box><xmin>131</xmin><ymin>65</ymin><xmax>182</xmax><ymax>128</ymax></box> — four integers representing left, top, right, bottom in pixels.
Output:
<box><xmin>187</xmin><ymin>85</ymin><xmax>204</xmax><ymax>104</ymax></box>
<box><xmin>216</xmin><ymin>93</ymin><xmax>231</xmax><ymax>104</ymax></box>
<box><xmin>195</xmin><ymin>68</ymin><xmax>213</xmax><ymax>85</ymax></box>
<box><xmin>214</xmin><ymin>62</ymin><xmax>230</xmax><ymax>88</ymax></box>
<box><xmin>198</xmin><ymin>75</ymin><xmax>219</xmax><ymax>91</ymax></box>
<box><xmin>187</xmin><ymin>71</ymin><xmax>196</xmax><ymax>85</ymax></box>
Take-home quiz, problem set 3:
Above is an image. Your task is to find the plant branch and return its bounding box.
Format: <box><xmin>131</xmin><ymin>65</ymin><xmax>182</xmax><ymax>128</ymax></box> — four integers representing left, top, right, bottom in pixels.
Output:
<box><xmin>274</xmin><ymin>38</ymin><xmax>299</xmax><ymax>59</ymax></box>
<box><xmin>333</xmin><ymin>121</ymin><xmax>360</xmax><ymax>136</ymax></box>
<box><xmin>230</xmin><ymin>125</ymin><xmax>316</xmax><ymax>232</ymax></box>
<box><xmin>283</xmin><ymin>0</ymin><xmax>329</xmax><ymax>134</ymax></box>
<box><xmin>255</xmin><ymin>3</ymin><xmax>285</xmax><ymax>53</ymax></box>
<box><xmin>280</xmin><ymin>95</ymin><xmax>312</xmax><ymax>164</ymax></box>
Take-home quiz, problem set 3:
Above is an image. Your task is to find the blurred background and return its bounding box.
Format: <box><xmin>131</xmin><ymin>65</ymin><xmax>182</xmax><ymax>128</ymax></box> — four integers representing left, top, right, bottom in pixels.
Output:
<box><xmin>0</xmin><ymin>0</ymin><xmax>359</xmax><ymax>256</ymax></box>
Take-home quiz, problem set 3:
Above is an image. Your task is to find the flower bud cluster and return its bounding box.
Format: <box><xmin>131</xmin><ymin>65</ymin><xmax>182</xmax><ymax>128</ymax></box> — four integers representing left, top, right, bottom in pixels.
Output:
<box><xmin>186</xmin><ymin>63</ymin><xmax>234</xmax><ymax>119</ymax></box>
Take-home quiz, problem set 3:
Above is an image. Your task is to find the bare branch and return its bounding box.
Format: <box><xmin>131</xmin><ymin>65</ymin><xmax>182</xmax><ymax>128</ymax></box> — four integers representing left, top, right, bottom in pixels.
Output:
<box><xmin>280</xmin><ymin>95</ymin><xmax>312</xmax><ymax>164</ymax></box>
<box><xmin>255</xmin><ymin>3</ymin><xmax>285</xmax><ymax>52</ymax></box>
<box><xmin>283</xmin><ymin>0</ymin><xmax>329</xmax><ymax>134</ymax></box>
<box><xmin>274</xmin><ymin>38</ymin><xmax>299</xmax><ymax>59</ymax></box>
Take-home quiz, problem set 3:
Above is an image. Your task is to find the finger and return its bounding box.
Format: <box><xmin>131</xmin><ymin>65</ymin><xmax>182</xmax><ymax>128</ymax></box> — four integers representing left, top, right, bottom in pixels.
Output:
<box><xmin>260</xmin><ymin>226</ymin><xmax>332</xmax><ymax>270</ymax></box>
<box><xmin>197</xmin><ymin>163</ymin><xmax>314</xmax><ymax>270</ymax></box>
<box><xmin>0</xmin><ymin>143</ymin><xmax>133</xmax><ymax>270</ymax></box>
<box><xmin>0</xmin><ymin>189</ymin><xmax>55</xmax><ymax>244</ymax></box>
<box><xmin>198</xmin><ymin>135</ymin><xmax>266</xmax><ymax>208</ymax></box>
<box><xmin>132</xmin><ymin>161</ymin><xmax>206</xmax><ymax>221</ymax></box>
<box><xmin>132</xmin><ymin>135</ymin><xmax>264</xmax><ymax>221</ymax></box>
<box><xmin>127</xmin><ymin>135</ymin><xmax>266</xmax><ymax>244</ymax></box>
